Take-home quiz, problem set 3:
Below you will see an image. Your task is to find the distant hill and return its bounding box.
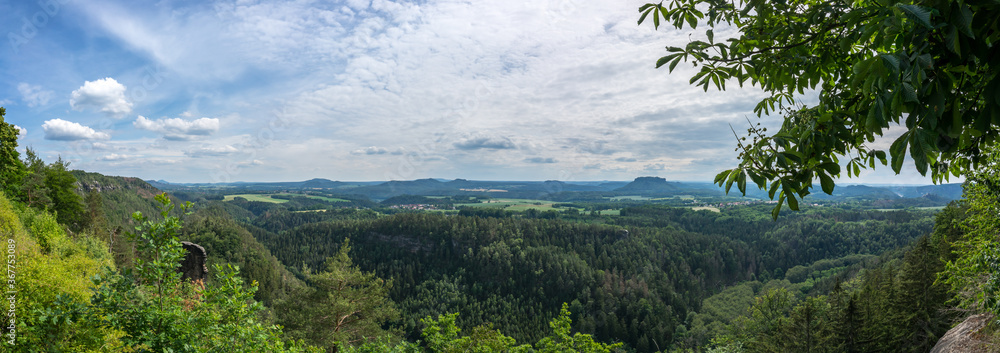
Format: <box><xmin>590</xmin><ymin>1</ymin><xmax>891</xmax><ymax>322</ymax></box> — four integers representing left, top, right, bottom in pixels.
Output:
<box><xmin>807</xmin><ymin>183</ymin><xmax>964</xmax><ymax>203</ymax></box>
<box><xmin>827</xmin><ymin>185</ymin><xmax>902</xmax><ymax>199</ymax></box>
<box><xmin>888</xmin><ymin>183</ymin><xmax>964</xmax><ymax>200</ymax></box>
<box><xmin>615</xmin><ymin>176</ymin><xmax>680</xmax><ymax>194</ymax></box>
<box><xmin>139</xmin><ymin>175</ymin><xmax>965</xmax><ymax>205</ymax></box>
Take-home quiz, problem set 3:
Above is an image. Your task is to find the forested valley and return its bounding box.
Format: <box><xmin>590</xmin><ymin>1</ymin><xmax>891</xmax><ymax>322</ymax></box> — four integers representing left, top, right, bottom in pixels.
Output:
<box><xmin>4</xmin><ymin>142</ymin><xmax>998</xmax><ymax>352</ymax></box>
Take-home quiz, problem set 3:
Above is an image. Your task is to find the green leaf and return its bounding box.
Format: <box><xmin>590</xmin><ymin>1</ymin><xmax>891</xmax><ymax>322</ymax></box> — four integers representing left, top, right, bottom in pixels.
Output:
<box><xmin>737</xmin><ymin>170</ymin><xmax>747</xmax><ymax>195</ymax></box>
<box><xmin>896</xmin><ymin>4</ymin><xmax>932</xmax><ymax>29</ymax></box>
<box><xmin>668</xmin><ymin>56</ymin><xmax>682</xmax><ymax>72</ymax></box>
<box><xmin>890</xmin><ymin>131</ymin><xmax>910</xmax><ymax>173</ymax></box>
<box><xmin>880</xmin><ymin>54</ymin><xmax>900</xmax><ymax>74</ymax></box>
<box><xmin>818</xmin><ymin>171</ymin><xmax>835</xmax><ymax>195</ymax></box>
<box><xmin>945</xmin><ymin>25</ymin><xmax>961</xmax><ymax>54</ymax></box>
<box><xmin>901</xmin><ymin>82</ymin><xmax>918</xmax><ymax>103</ymax></box>
<box><xmin>706</xmin><ymin>29</ymin><xmax>714</xmax><ymax>43</ymax></box>
<box><xmin>748</xmin><ymin>170</ymin><xmax>766</xmax><ymax>188</ymax></box>
<box><xmin>656</xmin><ymin>55</ymin><xmax>674</xmax><ymax>69</ymax></box>
<box><xmin>690</xmin><ymin>70</ymin><xmax>708</xmax><ymax>85</ymax></box>
<box><xmin>714</xmin><ymin>169</ymin><xmax>731</xmax><ymax>185</ymax></box>
<box><xmin>686</xmin><ymin>13</ymin><xmax>697</xmax><ymax>28</ymax></box>
<box><xmin>768</xmin><ymin>180</ymin><xmax>780</xmax><ymax>199</ymax></box>
<box><xmin>910</xmin><ymin>128</ymin><xmax>935</xmax><ymax>175</ymax></box>
<box><xmin>952</xmin><ymin>4</ymin><xmax>975</xmax><ymax>38</ymax></box>
<box><xmin>818</xmin><ymin>162</ymin><xmax>841</xmax><ymax>175</ymax></box>
<box><xmin>952</xmin><ymin>99</ymin><xmax>964</xmax><ymax>136</ymax></box>
<box><xmin>772</xmin><ymin>194</ymin><xmax>785</xmax><ymax>220</ymax></box>
<box><xmin>786</xmin><ymin>191</ymin><xmax>799</xmax><ymax>210</ymax></box>
<box><xmin>875</xmin><ymin>150</ymin><xmax>887</xmax><ymax>165</ymax></box>
<box><xmin>781</xmin><ymin>151</ymin><xmax>804</xmax><ymax>164</ymax></box>
<box><xmin>725</xmin><ymin>169</ymin><xmax>739</xmax><ymax>192</ymax></box>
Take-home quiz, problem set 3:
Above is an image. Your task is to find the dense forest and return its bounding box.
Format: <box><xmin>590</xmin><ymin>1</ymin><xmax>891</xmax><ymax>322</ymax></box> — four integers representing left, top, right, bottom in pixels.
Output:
<box><xmin>231</xmin><ymin>201</ymin><xmax>936</xmax><ymax>351</ymax></box>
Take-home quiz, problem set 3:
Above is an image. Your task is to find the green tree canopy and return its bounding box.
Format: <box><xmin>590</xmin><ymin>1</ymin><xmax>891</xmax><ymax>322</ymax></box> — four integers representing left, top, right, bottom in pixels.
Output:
<box><xmin>0</xmin><ymin>107</ymin><xmax>25</xmax><ymax>199</ymax></box>
<box><xmin>638</xmin><ymin>0</ymin><xmax>999</xmax><ymax>217</ymax></box>
<box><xmin>276</xmin><ymin>239</ymin><xmax>401</xmax><ymax>351</ymax></box>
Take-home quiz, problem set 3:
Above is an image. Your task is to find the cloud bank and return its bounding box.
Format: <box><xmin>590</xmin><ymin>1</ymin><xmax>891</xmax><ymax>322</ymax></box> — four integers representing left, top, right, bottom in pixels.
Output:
<box><xmin>134</xmin><ymin>116</ymin><xmax>220</xmax><ymax>140</ymax></box>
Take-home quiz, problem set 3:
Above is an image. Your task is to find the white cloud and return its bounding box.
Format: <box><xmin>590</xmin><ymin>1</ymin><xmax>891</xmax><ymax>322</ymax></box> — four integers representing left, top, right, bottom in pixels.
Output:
<box><xmin>98</xmin><ymin>153</ymin><xmax>138</xmax><ymax>161</ymax></box>
<box><xmin>13</xmin><ymin>125</ymin><xmax>26</xmax><ymax>139</ymax></box>
<box><xmin>17</xmin><ymin>83</ymin><xmax>54</xmax><ymax>107</ymax></box>
<box><xmin>185</xmin><ymin>145</ymin><xmax>239</xmax><ymax>157</ymax></box>
<box><xmin>134</xmin><ymin>115</ymin><xmax>220</xmax><ymax>140</ymax></box>
<box><xmin>70</xmin><ymin>78</ymin><xmax>133</xmax><ymax>118</ymax></box>
<box><xmin>42</xmin><ymin>119</ymin><xmax>111</xmax><ymax>141</ymax></box>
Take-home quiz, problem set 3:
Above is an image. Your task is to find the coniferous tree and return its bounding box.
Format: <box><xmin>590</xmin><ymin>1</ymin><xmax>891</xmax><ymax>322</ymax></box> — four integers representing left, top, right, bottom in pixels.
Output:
<box><xmin>21</xmin><ymin>148</ymin><xmax>51</xmax><ymax>210</ymax></box>
<box><xmin>896</xmin><ymin>236</ymin><xmax>951</xmax><ymax>352</ymax></box>
<box><xmin>276</xmin><ymin>239</ymin><xmax>400</xmax><ymax>351</ymax></box>
<box><xmin>782</xmin><ymin>296</ymin><xmax>833</xmax><ymax>353</ymax></box>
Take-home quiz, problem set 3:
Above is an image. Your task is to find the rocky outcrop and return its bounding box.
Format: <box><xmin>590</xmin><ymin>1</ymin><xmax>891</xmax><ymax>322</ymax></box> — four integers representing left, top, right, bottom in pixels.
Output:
<box><xmin>73</xmin><ymin>171</ymin><xmax>161</xmax><ymax>198</ymax></box>
<box><xmin>931</xmin><ymin>314</ymin><xmax>993</xmax><ymax>353</ymax></box>
<box><xmin>179</xmin><ymin>241</ymin><xmax>208</xmax><ymax>282</ymax></box>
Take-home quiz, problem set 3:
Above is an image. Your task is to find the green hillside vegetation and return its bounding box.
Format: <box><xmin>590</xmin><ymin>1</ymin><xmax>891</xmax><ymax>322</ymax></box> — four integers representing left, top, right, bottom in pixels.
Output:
<box><xmin>0</xmin><ymin>191</ymin><xmax>116</xmax><ymax>351</ymax></box>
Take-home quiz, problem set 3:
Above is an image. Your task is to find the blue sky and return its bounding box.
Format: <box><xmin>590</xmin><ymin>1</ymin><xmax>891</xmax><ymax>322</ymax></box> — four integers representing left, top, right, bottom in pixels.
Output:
<box><xmin>0</xmin><ymin>0</ymin><xmax>943</xmax><ymax>184</ymax></box>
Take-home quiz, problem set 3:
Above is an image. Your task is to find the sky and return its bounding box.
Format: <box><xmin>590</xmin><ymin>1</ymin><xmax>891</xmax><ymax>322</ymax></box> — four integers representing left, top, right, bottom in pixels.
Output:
<box><xmin>0</xmin><ymin>0</ymin><xmax>944</xmax><ymax>184</ymax></box>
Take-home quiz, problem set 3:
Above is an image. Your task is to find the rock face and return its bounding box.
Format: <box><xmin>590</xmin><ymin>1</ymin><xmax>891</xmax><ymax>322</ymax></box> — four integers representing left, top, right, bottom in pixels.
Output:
<box><xmin>931</xmin><ymin>314</ymin><xmax>992</xmax><ymax>353</ymax></box>
<box><xmin>179</xmin><ymin>241</ymin><xmax>208</xmax><ymax>282</ymax></box>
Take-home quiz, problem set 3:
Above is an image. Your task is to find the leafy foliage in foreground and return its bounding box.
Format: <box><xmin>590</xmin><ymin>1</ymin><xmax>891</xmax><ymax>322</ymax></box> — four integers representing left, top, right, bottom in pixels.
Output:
<box><xmin>1</xmin><ymin>191</ymin><xmax>319</xmax><ymax>352</ymax></box>
<box><xmin>640</xmin><ymin>0</ymin><xmax>1000</xmax><ymax>217</ymax></box>
<box><xmin>945</xmin><ymin>146</ymin><xmax>1000</xmax><ymax>321</ymax></box>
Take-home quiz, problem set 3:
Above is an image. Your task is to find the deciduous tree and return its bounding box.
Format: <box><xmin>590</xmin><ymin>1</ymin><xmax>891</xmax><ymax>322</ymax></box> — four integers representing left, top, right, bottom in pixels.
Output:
<box><xmin>639</xmin><ymin>0</ymin><xmax>1000</xmax><ymax>217</ymax></box>
<box><xmin>0</xmin><ymin>107</ymin><xmax>25</xmax><ymax>199</ymax></box>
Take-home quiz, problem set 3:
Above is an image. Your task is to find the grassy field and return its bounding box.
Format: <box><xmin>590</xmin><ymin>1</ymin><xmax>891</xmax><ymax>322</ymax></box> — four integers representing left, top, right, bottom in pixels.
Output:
<box><xmin>273</xmin><ymin>193</ymin><xmax>349</xmax><ymax>202</ymax></box>
<box><xmin>597</xmin><ymin>209</ymin><xmax>621</xmax><ymax>216</ymax></box>
<box><xmin>691</xmin><ymin>206</ymin><xmax>721</xmax><ymax>213</ymax></box>
<box><xmin>224</xmin><ymin>193</ymin><xmax>348</xmax><ymax>203</ymax></box>
<box><xmin>223</xmin><ymin>194</ymin><xmax>288</xmax><ymax>203</ymax></box>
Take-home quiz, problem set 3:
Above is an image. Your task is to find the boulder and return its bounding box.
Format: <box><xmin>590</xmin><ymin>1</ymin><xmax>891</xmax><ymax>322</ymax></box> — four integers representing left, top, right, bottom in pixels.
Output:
<box><xmin>931</xmin><ymin>314</ymin><xmax>992</xmax><ymax>353</ymax></box>
<box><xmin>179</xmin><ymin>241</ymin><xmax>208</xmax><ymax>282</ymax></box>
